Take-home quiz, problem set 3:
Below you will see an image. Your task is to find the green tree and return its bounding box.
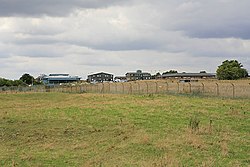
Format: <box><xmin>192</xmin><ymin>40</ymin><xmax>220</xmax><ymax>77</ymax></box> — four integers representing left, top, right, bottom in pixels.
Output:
<box><xmin>152</xmin><ymin>72</ymin><xmax>162</xmax><ymax>79</ymax></box>
<box><xmin>216</xmin><ymin>60</ymin><xmax>248</xmax><ymax>80</ymax></box>
<box><xmin>20</xmin><ymin>73</ymin><xmax>34</xmax><ymax>85</ymax></box>
<box><xmin>0</xmin><ymin>78</ymin><xmax>7</xmax><ymax>87</ymax></box>
<box><xmin>0</xmin><ymin>78</ymin><xmax>26</xmax><ymax>87</ymax></box>
<box><xmin>162</xmin><ymin>70</ymin><xmax>178</xmax><ymax>75</ymax></box>
<box><xmin>12</xmin><ymin>80</ymin><xmax>25</xmax><ymax>86</ymax></box>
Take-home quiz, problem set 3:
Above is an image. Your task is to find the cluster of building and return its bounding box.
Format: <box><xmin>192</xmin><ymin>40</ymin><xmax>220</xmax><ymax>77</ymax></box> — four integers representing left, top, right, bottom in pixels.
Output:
<box><xmin>88</xmin><ymin>70</ymin><xmax>152</xmax><ymax>83</ymax></box>
<box><xmin>41</xmin><ymin>70</ymin><xmax>216</xmax><ymax>85</ymax></box>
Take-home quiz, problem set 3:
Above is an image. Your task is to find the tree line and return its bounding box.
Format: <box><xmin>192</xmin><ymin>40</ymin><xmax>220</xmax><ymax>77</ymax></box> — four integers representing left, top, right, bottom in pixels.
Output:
<box><xmin>0</xmin><ymin>60</ymin><xmax>249</xmax><ymax>87</ymax></box>
<box><xmin>0</xmin><ymin>73</ymin><xmax>41</xmax><ymax>87</ymax></box>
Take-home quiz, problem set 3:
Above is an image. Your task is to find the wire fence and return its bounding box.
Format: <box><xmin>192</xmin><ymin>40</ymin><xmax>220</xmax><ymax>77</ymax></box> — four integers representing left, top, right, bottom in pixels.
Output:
<box><xmin>1</xmin><ymin>80</ymin><xmax>250</xmax><ymax>98</ymax></box>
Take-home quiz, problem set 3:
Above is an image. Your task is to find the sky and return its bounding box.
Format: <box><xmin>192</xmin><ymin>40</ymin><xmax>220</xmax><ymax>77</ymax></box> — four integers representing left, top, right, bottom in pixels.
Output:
<box><xmin>0</xmin><ymin>0</ymin><xmax>250</xmax><ymax>80</ymax></box>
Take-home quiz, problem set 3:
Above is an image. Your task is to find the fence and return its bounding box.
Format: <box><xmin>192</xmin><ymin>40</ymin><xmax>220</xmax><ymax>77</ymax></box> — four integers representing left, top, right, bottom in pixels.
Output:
<box><xmin>1</xmin><ymin>80</ymin><xmax>250</xmax><ymax>98</ymax></box>
<box><xmin>0</xmin><ymin>85</ymin><xmax>46</xmax><ymax>93</ymax></box>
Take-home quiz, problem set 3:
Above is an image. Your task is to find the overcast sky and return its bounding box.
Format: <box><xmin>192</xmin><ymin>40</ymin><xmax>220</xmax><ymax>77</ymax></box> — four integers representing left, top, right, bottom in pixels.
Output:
<box><xmin>0</xmin><ymin>0</ymin><xmax>249</xmax><ymax>79</ymax></box>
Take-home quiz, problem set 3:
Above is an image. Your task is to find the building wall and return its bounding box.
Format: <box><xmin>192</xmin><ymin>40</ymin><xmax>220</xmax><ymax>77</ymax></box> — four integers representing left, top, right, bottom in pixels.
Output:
<box><xmin>88</xmin><ymin>73</ymin><xmax>113</xmax><ymax>82</ymax></box>
<box><xmin>126</xmin><ymin>73</ymin><xmax>151</xmax><ymax>81</ymax></box>
<box><xmin>42</xmin><ymin>74</ymin><xmax>81</xmax><ymax>85</ymax></box>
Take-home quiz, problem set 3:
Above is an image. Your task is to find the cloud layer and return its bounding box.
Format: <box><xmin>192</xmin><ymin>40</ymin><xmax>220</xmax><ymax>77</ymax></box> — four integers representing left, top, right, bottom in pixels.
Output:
<box><xmin>0</xmin><ymin>0</ymin><xmax>249</xmax><ymax>79</ymax></box>
<box><xmin>0</xmin><ymin>0</ymin><xmax>131</xmax><ymax>16</ymax></box>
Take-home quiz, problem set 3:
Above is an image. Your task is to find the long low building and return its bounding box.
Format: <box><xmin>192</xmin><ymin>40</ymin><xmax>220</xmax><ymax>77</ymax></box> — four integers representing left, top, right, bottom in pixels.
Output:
<box><xmin>161</xmin><ymin>73</ymin><xmax>216</xmax><ymax>79</ymax></box>
<box><xmin>42</xmin><ymin>74</ymin><xmax>81</xmax><ymax>85</ymax></box>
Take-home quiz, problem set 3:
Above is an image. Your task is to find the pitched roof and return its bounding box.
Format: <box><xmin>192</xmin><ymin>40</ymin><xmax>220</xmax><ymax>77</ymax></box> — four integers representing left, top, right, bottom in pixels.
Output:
<box><xmin>162</xmin><ymin>73</ymin><xmax>216</xmax><ymax>78</ymax></box>
<box><xmin>88</xmin><ymin>72</ymin><xmax>113</xmax><ymax>76</ymax></box>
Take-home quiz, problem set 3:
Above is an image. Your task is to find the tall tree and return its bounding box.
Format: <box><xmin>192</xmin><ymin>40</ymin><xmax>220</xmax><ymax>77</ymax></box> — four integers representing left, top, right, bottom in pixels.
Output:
<box><xmin>216</xmin><ymin>60</ymin><xmax>248</xmax><ymax>80</ymax></box>
<box><xmin>20</xmin><ymin>73</ymin><xmax>34</xmax><ymax>85</ymax></box>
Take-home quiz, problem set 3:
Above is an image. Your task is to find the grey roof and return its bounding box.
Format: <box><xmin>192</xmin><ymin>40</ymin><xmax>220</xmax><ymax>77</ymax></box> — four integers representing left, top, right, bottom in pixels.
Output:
<box><xmin>162</xmin><ymin>73</ymin><xmax>216</xmax><ymax>78</ymax></box>
<box><xmin>126</xmin><ymin>72</ymin><xmax>151</xmax><ymax>75</ymax></box>
<box><xmin>43</xmin><ymin>74</ymin><xmax>81</xmax><ymax>80</ymax></box>
<box><xmin>88</xmin><ymin>72</ymin><xmax>113</xmax><ymax>76</ymax></box>
<box><xmin>49</xmin><ymin>74</ymin><xmax>69</xmax><ymax>76</ymax></box>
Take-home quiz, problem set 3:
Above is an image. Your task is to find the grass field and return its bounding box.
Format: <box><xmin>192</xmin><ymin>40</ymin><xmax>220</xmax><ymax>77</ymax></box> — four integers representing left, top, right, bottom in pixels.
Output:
<box><xmin>0</xmin><ymin>93</ymin><xmax>249</xmax><ymax>166</ymax></box>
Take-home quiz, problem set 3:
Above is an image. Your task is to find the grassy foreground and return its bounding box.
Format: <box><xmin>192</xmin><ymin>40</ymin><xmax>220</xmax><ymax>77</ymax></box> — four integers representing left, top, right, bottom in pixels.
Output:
<box><xmin>0</xmin><ymin>93</ymin><xmax>249</xmax><ymax>166</ymax></box>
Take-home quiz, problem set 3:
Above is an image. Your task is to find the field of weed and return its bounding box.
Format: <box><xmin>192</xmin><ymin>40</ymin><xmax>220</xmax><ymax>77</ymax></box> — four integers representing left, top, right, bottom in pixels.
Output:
<box><xmin>0</xmin><ymin>93</ymin><xmax>249</xmax><ymax>166</ymax></box>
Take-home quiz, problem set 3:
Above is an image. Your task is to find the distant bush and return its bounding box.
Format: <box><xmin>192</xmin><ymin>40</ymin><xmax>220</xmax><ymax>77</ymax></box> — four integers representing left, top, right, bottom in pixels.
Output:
<box><xmin>0</xmin><ymin>78</ymin><xmax>26</xmax><ymax>87</ymax></box>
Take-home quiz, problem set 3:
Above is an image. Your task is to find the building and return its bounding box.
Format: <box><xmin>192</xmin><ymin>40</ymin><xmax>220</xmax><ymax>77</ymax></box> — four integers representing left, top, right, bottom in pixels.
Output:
<box><xmin>125</xmin><ymin>70</ymin><xmax>151</xmax><ymax>81</ymax></box>
<box><xmin>161</xmin><ymin>73</ymin><xmax>216</xmax><ymax>80</ymax></box>
<box><xmin>114</xmin><ymin>76</ymin><xmax>127</xmax><ymax>82</ymax></box>
<box><xmin>87</xmin><ymin>72</ymin><xmax>113</xmax><ymax>83</ymax></box>
<box><xmin>42</xmin><ymin>74</ymin><xmax>81</xmax><ymax>85</ymax></box>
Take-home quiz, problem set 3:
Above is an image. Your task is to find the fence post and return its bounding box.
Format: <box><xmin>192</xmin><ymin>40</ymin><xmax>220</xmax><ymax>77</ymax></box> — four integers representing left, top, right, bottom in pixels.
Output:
<box><xmin>215</xmin><ymin>83</ymin><xmax>219</xmax><ymax>96</ymax></box>
<box><xmin>188</xmin><ymin>82</ymin><xmax>192</xmax><ymax>93</ymax></box>
<box><xmin>87</xmin><ymin>84</ymin><xmax>90</xmax><ymax>92</ymax></box>
<box><xmin>88</xmin><ymin>84</ymin><xmax>91</xmax><ymax>93</ymax></box>
<box><xmin>155</xmin><ymin>82</ymin><xmax>158</xmax><ymax>94</ymax></box>
<box><xmin>84</xmin><ymin>85</ymin><xmax>86</xmax><ymax>93</ymax></box>
<box><xmin>137</xmin><ymin>82</ymin><xmax>140</xmax><ymax>94</ymax></box>
<box><xmin>166</xmin><ymin>82</ymin><xmax>169</xmax><ymax>93</ymax></box>
<box><xmin>96</xmin><ymin>84</ymin><xmax>99</xmax><ymax>93</ymax></box>
<box><xmin>201</xmin><ymin>83</ymin><xmax>205</xmax><ymax>93</ymax></box>
<box><xmin>79</xmin><ymin>85</ymin><xmax>82</xmax><ymax>93</ymax></box>
<box><xmin>177</xmin><ymin>82</ymin><xmax>180</xmax><ymax>93</ymax></box>
<box><xmin>102</xmin><ymin>83</ymin><xmax>104</xmax><ymax>94</ymax></box>
<box><xmin>84</xmin><ymin>84</ymin><xmax>86</xmax><ymax>92</ymax></box>
<box><xmin>108</xmin><ymin>83</ymin><xmax>111</xmax><ymax>93</ymax></box>
<box><xmin>130</xmin><ymin>83</ymin><xmax>133</xmax><ymax>94</ymax></box>
<box><xmin>90</xmin><ymin>84</ymin><xmax>93</xmax><ymax>93</ymax></box>
<box><xmin>122</xmin><ymin>83</ymin><xmax>125</xmax><ymax>94</ymax></box>
<box><xmin>231</xmin><ymin>83</ymin><xmax>235</xmax><ymax>98</ymax></box>
<box><xmin>82</xmin><ymin>85</ymin><xmax>85</xmax><ymax>93</ymax></box>
<box><xmin>145</xmin><ymin>82</ymin><xmax>149</xmax><ymax>94</ymax></box>
<box><xmin>96</xmin><ymin>84</ymin><xmax>98</xmax><ymax>93</ymax></box>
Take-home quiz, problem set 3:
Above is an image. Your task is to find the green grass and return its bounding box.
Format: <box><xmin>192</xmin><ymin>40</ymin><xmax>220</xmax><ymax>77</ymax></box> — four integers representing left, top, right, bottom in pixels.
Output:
<box><xmin>0</xmin><ymin>92</ymin><xmax>249</xmax><ymax>166</ymax></box>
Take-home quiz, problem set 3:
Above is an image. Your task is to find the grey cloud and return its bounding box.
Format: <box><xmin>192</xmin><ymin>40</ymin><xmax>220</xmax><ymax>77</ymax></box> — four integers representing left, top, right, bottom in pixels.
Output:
<box><xmin>1</xmin><ymin>0</ymin><xmax>250</xmax><ymax>79</ymax></box>
<box><xmin>171</xmin><ymin>1</ymin><xmax>250</xmax><ymax>39</ymax></box>
<box><xmin>14</xmin><ymin>37</ymin><xmax>60</xmax><ymax>46</ymax></box>
<box><xmin>0</xmin><ymin>0</ymin><xmax>132</xmax><ymax>17</ymax></box>
<box><xmin>142</xmin><ymin>0</ymin><xmax>250</xmax><ymax>39</ymax></box>
<box><xmin>79</xmin><ymin>62</ymin><xmax>120</xmax><ymax>67</ymax></box>
<box><xmin>81</xmin><ymin>39</ymin><xmax>161</xmax><ymax>51</ymax></box>
<box><xmin>0</xmin><ymin>43</ymin><xmax>65</xmax><ymax>58</ymax></box>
